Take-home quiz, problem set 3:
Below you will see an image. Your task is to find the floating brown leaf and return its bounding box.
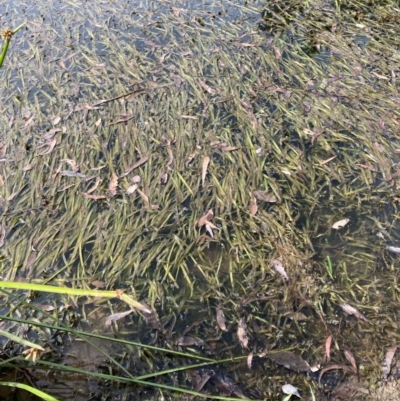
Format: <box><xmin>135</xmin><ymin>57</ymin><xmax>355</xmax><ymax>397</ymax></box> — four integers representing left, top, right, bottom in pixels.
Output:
<box><xmin>137</xmin><ymin>189</ymin><xmax>150</xmax><ymax>207</ymax></box>
<box><xmin>216</xmin><ymin>305</ymin><xmax>227</xmax><ymax>331</ymax></box>
<box><xmin>382</xmin><ymin>345</ymin><xmax>398</xmax><ymax>380</ymax></box>
<box><xmin>91</xmin><ymin>280</ymin><xmax>107</xmax><ymax>289</ymax></box>
<box><xmin>176</xmin><ymin>336</ymin><xmax>206</xmax><ymax>347</ymax></box>
<box><xmin>343</xmin><ymin>347</ymin><xmax>358</xmax><ymax>374</ymax></box>
<box><xmin>339</xmin><ymin>303</ymin><xmax>368</xmax><ymax>321</ymax></box>
<box><xmin>108</xmin><ymin>114</ymin><xmax>134</xmax><ymax>126</ymax></box>
<box><xmin>249</xmin><ymin>196</ymin><xmax>258</xmax><ymax>216</ymax></box>
<box><xmin>82</xmin><ymin>193</ymin><xmax>107</xmax><ymax>200</ymax></box>
<box><xmin>271</xmin><ymin>259</ymin><xmax>289</xmax><ymax>280</ymax></box>
<box><xmin>237</xmin><ymin>318</ymin><xmax>249</xmax><ymax>348</ymax></box>
<box><xmin>0</xmin><ymin>144</ymin><xmax>7</xmax><ymax>158</ymax></box>
<box><xmin>126</xmin><ymin>184</ymin><xmax>138</xmax><ymax>195</ymax></box>
<box><xmin>197</xmin><ymin>209</ymin><xmax>214</xmax><ymax>227</ymax></box>
<box><xmin>0</xmin><ymin>225</ymin><xmax>5</xmax><ymax>248</ymax></box>
<box><xmin>39</xmin><ymin>139</ymin><xmax>57</xmax><ymax>155</ymax></box>
<box><xmin>108</xmin><ymin>172</ymin><xmax>118</xmax><ymax>197</ymax></box>
<box><xmin>198</xmin><ymin>79</ymin><xmax>217</xmax><ymax>95</ymax></box>
<box><xmin>202</xmin><ymin>156</ymin><xmax>210</xmax><ymax>187</ymax></box>
<box><xmin>210</xmin><ymin>374</ymin><xmax>246</xmax><ymax>399</ymax></box>
<box><xmin>22</xmin><ymin>164</ymin><xmax>34</xmax><ymax>172</ymax></box>
<box><xmin>105</xmin><ymin>310</ymin><xmax>133</xmax><ymax>327</ymax></box>
<box><xmin>325</xmin><ymin>335</ymin><xmax>333</xmax><ymax>361</ymax></box>
<box><xmin>185</xmin><ymin>152</ymin><xmax>197</xmax><ymax>166</ymax></box>
<box><xmin>247</xmin><ymin>352</ymin><xmax>253</xmax><ymax>370</ymax></box>
<box><xmin>253</xmin><ymin>190</ymin><xmax>279</xmax><ymax>203</ymax></box>
<box><xmin>121</xmin><ymin>156</ymin><xmax>148</xmax><ymax>177</ymax></box>
<box><xmin>332</xmin><ymin>218</ymin><xmax>350</xmax><ymax>230</ymax></box>
<box><xmin>266</xmin><ymin>351</ymin><xmax>310</xmax><ymax>372</ymax></box>
<box><xmin>87</xmin><ymin>177</ymin><xmax>101</xmax><ymax>194</ymax></box>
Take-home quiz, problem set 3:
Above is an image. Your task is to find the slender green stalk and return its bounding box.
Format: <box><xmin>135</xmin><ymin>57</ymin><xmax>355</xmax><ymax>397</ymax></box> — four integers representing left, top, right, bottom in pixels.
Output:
<box><xmin>0</xmin><ymin>37</ymin><xmax>10</xmax><ymax>68</ymax></box>
<box><xmin>0</xmin><ymin>382</ymin><xmax>60</xmax><ymax>401</ymax></box>
<box><xmin>0</xmin><ymin>23</ymin><xmax>25</xmax><ymax>68</ymax></box>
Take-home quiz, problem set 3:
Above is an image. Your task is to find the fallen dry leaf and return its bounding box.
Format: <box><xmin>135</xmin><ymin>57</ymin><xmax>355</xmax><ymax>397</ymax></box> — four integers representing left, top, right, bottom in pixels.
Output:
<box><xmin>202</xmin><ymin>156</ymin><xmax>210</xmax><ymax>187</ymax></box>
<box><xmin>343</xmin><ymin>347</ymin><xmax>358</xmax><ymax>374</ymax></box>
<box><xmin>382</xmin><ymin>345</ymin><xmax>398</xmax><ymax>380</ymax></box>
<box><xmin>267</xmin><ymin>351</ymin><xmax>310</xmax><ymax>372</ymax></box>
<box><xmin>325</xmin><ymin>334</ymin><xmax>333</xmax><ymax>361</ymax></box>
<box><xmin>216</xmin><ymin>305</ymin><xmax>227</xmax><ymax>331</ymax></box>
<box><xmin>271</xmin><ymin>259</ymin><xmax>289</xmax><ymax>280</ymax></box>
<box><xmin>108</xmin><ymin>172</ymin><xmax>118</xmax><ymax>197</ymax></box>
<box><xmin>105</xmin><ymin>310</ymin><xmax>133</xmax><ymax>327</ymax></box>
<box><xmin>332</xmin><ymin>218</ymin><xmax>350</xmax><ymax>230</ymax></box>
<box><xmin>38</xmin><ymin>139</ymin><xmax>57</xmax><ymax>156</ymax></box>
<box><xmin>282</xmin><ymin>384</ymin><xmax>301</xmax><ymax>398</ymax></box>
<box><xmin>253</xmin><ymin>190</ymin><xmax>279</xmax><ymax>203</ymax></box>
<box><xmin>0</xmin><ymin>144</ymin><xmax>7</xmax><ymax>158</ymax></box>
<box><xmin>247</xmin><ymin>352</ymin><xmax>253</xmax><ymax>370</ymax></box>
<box><xmin>127</xmin><ymin>184</ymin><xmax>138</xmax><ymax>195</ymax></box>
<box><xmin>339</xmin><ymin>303</ymin><xmax>368</xmax><ymax>321</ymax></box>
<box><xmin>121</xmin><ymin>156</ymin><xmax>148</xmax><ymax>177</ymax></box>
<box><xmin>198</xmin><ymin>79</ymin><xmax>217</xmax><ymax>95</ymax></box>
<box><xmin>249</xmin><ymin>196</ymin><xmax>258</xmax><ymax>216</ymax></box>
<box><xmin>91</xmin><ymin>280</ymin><xmax>107</xmax><ymax>289</ymax></box>
<box><xmin>237</xmin><ymin>318</ymin><xmax>249</xmax><ymax>348</ymax></box>
<box><xmin>82</xmin><ymin>193</ymin><xmax>107</xmax><ymax>200</ymax></box>
<box><xmin>86</xmin><ymin>177</ymin><xmax>101</xmax><ymax>194</ymax></box>
<box><xmin>197</xmin><ymin>209</ymin><xmax>214</xmax><ymax>227</ymax></box>
<box><xmin>137</xmin><ymin>189</ymin><xmax>150</xmax><ymax>207</ymax></box>
<box><xmin>22</xmin><ymin>164</ymin><xmax>34</xmax><ymax>172</ymax></box>
<box><xmin>0</xmin><ymin>225</ymin><xmax>5</xmax><ymax>248</ymax></box>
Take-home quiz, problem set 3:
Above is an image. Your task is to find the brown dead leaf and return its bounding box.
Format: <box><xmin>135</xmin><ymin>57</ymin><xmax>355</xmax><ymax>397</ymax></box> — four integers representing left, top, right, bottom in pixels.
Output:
<box><xmin>87</xmin><ymin>177</ymin><xmax>101</xmax><ymax>194</ymax></box>
<box><xmin>82</xmin><ymin>193</ymin><xmax>107</xmax><ymax>200</ymax></box>
<box><xmin>198</xmin><ymin>79</ymin><xmax>217</xmax><ymax>95</ymax></box>
<box><xmin>39</xmin><ymin>139</ymin><xmax>57</xmax><ymax>156</ymax></box>
<box><xmin>343</xmin><ymin>347</ymin><xmax>358</xmax><ymax>374</ymax></box>
<box><xmin>0</xmin><ymin>144</ymin><xmax>7</xmax><ymax>158</ymax></box>
<box><xmin>137</xmin><ymin>189</ymin><xmax>150</xmax><ymax>207</ymax></box>
<box><xmin>221</xmin><ymin>146</ymin><xmax>239</xmax><ymax>152</ymax></box>
<box><xmin>253</xmin><ymin>190</ymin><xmax>279</xmax><ymax>203</ymax></box>
<box><xmin>108</xmin><ymin>114</ymin><xmax>134</xmax><ymax>126</ymax></box>
<box><xmin>0</xmin><ymin>225</ymin><xmax>5</xmax><ymax>248</ymax></box>
<box><xmin>53</xmin><ymin>116</ymin><xmax>61</xmax><ymax>125</ymax></box>
<box><xmin>197</xmin><ymin>209</ymin><xmax>214</xmax><ymax>227</ymax></box>
<box><xmin>127</xmin><ymin>184</ymin><xmax>138</xmax><ymax>195</ymax></box>
<box><xmin>176</xmin><ymin>336</ymin><xmax>206</xmax><ymax>347</ymax></box>
<box><xmin>105</xmin><ymin>310</ymin><xmax>133</xmax><ymax>327</ymax></box>
<box><xmin>325</xmin><ymin>335</ymin><xmax>333</xmax><ymax>361</ymax></box>
<box><xmin>272</xmin><ymin>45</ymin><xmax>281</xmax><ymax>60</ymax></box>
<box><xmin>121</xmin><ymin>156</ymin><xmax>149</xmax><ymax>177</ymax></box>
<box><xmin>247</xmin><ymin>352</ymin><xmax>253</xmax><ymax>370</ymax></box>
<box><xmin>202</xmin><ymin>156</ymin><xmax>210</xmax><ymax>187</ymax></box>
<box><xmin>22</xmin><ymin>164</ymin><xmax>34</xmax><ymax>172</ymax></box>
<box><xmin>185</xmin><ymin>152</ymin><xmax>197</xmax><ymax>166</ymax></box>
<box><xmin>216</xmin><ymin>305</ymin><xmax>227</xmax><ymax>331</ymax></box>
<box><xmin>249</xmin><ymin>196</ymin><xmax>258</xmax><ymax>216</ymax></box>
<box><xmin>267</xmin><ymin>351</ymin><xmax>310</xmax><ymax>372</ymax></box>
<box><xmin>332</xmin><ymin>218</ymin><xmax>350</xmax><ymax>229</ymax></box>
<box><xmin>339</xmin><ymin>303</ymin><xmax>368</xmax><ymax>321</ymax></box>
<box><xmin>91</xmin><ymin>280</ymin><xmax>107</xmax><ymax>289</ymax></box>
<box><xmin>237</xmin><ymin>318</ymin><xmax>249</xmax><ymax>348</ymax></box>
<box><xmin>108</xmin><ymin>172</ymin><xmax>118</xmax><ymax>197</ymax></box>
<box><xmin>382</xmin><ymin>345</ymin><xmax>398</xmax><ymax>380</ymax></box>
<box><xmin>271</xmin><ymin>259</ymin><xmax>289</xmax><ymax>280</ymax></box>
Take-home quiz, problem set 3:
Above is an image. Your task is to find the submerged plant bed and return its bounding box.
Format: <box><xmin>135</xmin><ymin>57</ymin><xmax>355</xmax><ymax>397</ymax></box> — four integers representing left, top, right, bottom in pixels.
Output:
<box><xmin>1</xmin><ymin>0</ymin><xmax>400</xmax><ymax>399</ymax></box>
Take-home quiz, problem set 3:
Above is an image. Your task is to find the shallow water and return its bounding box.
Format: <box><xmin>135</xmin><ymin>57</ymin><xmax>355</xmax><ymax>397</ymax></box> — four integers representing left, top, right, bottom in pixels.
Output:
<box><xmin>1</xmin><ymin>0</ymin><xmax>400</xmax><ymax>400</ymax></box>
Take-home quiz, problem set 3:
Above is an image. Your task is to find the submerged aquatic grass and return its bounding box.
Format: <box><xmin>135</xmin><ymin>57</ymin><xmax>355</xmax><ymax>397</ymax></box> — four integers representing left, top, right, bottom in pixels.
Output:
<box><xmin>1</xmin><ymin>0</ymin><xmax>400</xmax><ymax>399</ymax></box>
